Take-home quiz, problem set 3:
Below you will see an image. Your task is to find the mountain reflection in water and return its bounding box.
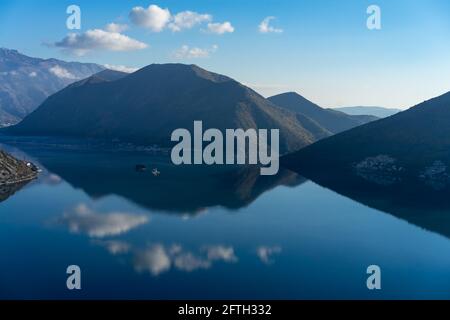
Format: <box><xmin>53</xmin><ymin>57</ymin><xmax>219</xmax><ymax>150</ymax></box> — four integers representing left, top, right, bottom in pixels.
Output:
<box><xmin>0</xmin><ymin>181</ymin><xmax>30</xmax><ymax>203</ymax></box>
<box><xmin>3</xmin><ymin>140</ymin><xmax>450</xmax><ymax>299</ymax></box>
<box><xmin>0</xmin><ymin>141</ymin><xmax>305</xmax><ymax>214</ymax></box>
<box><xmin>289</xmin><ymin>167</ymin><xmax>450</xmax><ymax>240</ymax></box>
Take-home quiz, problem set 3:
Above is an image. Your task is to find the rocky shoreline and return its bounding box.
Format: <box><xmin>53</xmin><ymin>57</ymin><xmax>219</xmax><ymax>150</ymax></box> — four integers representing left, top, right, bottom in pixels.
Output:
<box><xmin>0</xmin><ymin>150</ymin><xmax>38</xmax><ymax>186</ymax></box>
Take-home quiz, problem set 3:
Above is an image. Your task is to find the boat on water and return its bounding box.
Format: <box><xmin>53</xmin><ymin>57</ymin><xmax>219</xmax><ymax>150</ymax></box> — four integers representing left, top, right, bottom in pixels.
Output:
<box><xmin>135</xmin><ymin>164</ymin><xmax>147</xmax><ymax>172</ymax></box>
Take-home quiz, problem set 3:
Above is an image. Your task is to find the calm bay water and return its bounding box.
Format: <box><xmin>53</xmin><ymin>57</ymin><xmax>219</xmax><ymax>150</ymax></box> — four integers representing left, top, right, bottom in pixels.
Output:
<box><xmin>1</xmin><ymin>141</ymin><xmax>450</xmax><ymax>299</ymax></box>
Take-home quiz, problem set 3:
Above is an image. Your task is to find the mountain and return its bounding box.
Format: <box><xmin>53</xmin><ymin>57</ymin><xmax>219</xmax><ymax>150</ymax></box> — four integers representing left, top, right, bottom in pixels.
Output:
<box><xmin>6</xmin><ymin>64</ymin><xmax>331</xmax><ymax>154</ymax></box>
<box><xmin>282</xmin><ymin>91</ymin><xmax>450</xmax><ymax>189</ymax></box>
<box><xmin>67</xmin><ymin>69</ymin><xmax>128</xmax><ymax>88</ymax></box>
<box><xmin>0</xmin><ymin>48</ymin><xmax>104</xmax><ymax>126</ymax></box>
<box><xmin>268</xmin><ymin>92</ymin><xmax>378</xmax><ymax>134</ymax></box>
<box><xmin>334</xmin><ymin>106</ymin><xmax>401</xmax><ymax>118</ymax></box>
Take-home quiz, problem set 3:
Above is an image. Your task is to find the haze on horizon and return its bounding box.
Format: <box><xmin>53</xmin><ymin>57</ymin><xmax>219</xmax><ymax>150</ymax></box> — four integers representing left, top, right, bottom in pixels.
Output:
<box><xmin>1</xmin><ymin>0</ymin><xmax>450</xmax><ymax>110</ymax></box>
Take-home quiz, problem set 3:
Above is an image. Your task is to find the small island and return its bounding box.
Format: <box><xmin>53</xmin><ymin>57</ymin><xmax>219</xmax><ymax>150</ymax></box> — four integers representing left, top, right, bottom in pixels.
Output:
<box><xmin>0</xmin><ymin>150</ymin><xmax>38</xmax><ymax>186</ymax></box>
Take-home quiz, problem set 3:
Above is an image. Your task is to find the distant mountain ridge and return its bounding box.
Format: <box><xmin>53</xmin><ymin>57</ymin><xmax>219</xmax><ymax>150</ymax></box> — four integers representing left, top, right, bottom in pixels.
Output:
<box><xmin>5</xmin><ymin>64</ymin><xmax>334</xmax><ymax>154</ymax></box>
<box><xmin>268</xmin><ymin>92</ymin><xmax>378</xmax><ymax>134</ymax></box>
<box><xmin>0</xmin><ymin>48</ymin><xmax>104</xmax><ymax>126</ymax></box>
<box><xmin>334</xmin><ymin>106</ymin><xmax>401</xmax><ymax>118</ymax></box>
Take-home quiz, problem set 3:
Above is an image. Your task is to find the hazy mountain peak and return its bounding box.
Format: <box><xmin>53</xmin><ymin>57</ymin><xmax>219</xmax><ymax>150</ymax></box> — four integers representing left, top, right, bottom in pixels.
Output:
<box><xmin>271</xmin><ymin>91</ymin><xmax>318</xmax><ymax>104</ymax></box>
<box><xmin>94</xmin><ymin>69</ymin><xmax>128</xmax><ymax>81</ymax></box>
<box><xmin>269</xmin><ymin>92</ymin><xmax>324</xmax><ymax>115</ymax></box>
<box><xmin>133</xmin><ymin>63</ymin><xmax>232</xmax><ymax>84</ymax></box>
<box><xmin>0</xmin><ymin>48</ymin><xmax>19</xmax><ymax>55</ymax></box>
<box><xmin>334</xmin><ymin>106</ymin><xmax>401</xmax><ymax>118</ymax></box>
<box><xmin>276</xmin><ymin>91</ymin><xmax>310</xmax><ymax>99</ymax></box>
<box><xmin>0</xmin><ymin>48</ymin><xmax>25</xmax><ymax>58</ymax></box>
<box><xmin>189</xmin><ymin>64</ymin><xmax>232</xmax><ymax>83</ymax></box>
<box><xmin>67</xmin><ymin>69</ymin><xmax>128</xmax><ymax>89</ymax></box>
<box><xmin>0</xmin><ymin>48</ymin><xmax>104</xmax><ymax>126</ymax></box>
<box><xmin>269</xmin><ymin>91</ymin><xmax>376</xmax><ymax>134</ymax></box>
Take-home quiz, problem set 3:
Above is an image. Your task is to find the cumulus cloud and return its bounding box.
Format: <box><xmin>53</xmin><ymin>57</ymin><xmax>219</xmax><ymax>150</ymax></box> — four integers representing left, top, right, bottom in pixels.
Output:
<box><xmin>132</xmin><ymin>244</ymin><xmax>237</xmax><ymax>276</ymax></box>
<box><xmin>134</xmin><ymin>244</ymin><xmax>172</xmax><ymax>275</ymax></box>
<box><xmin>29</xmin><ymin>71</ymin><xmax>37</xmax><ymax>77</ymax></box>
<box><xmin>204</xmin><ymin>245</ymin><xmax>238</xmax><ymax>262</ymax></box>
<box><xmin>94</xmin><ymin>240</ymin><xmax>131</xmax><ymax>255</ymax></box>
<box><xmin>129</xmin><ymin>5</ymin><xmax>232</xmax><ymax>35</ymax></box>
<box><xmin>1</xmin><ymin>71</ymin><xmax>18</xmax><ymax>76</ymax></box>
<box><xmin>60</xmin><ymin>203</ymin><xmax>149</xmax><ymax>238</ymax></box>
<box><xmin>173</xmin><ymin>245</ymin><xmax>237</xmax><ymax>272</ymax></box>
<box><xmin>206</xmin><ymin>22</ymin><xmax>234</xmax><ymax>34</ymax></box>
<box><xmin>103</xmin><ymin>64</ymin><xmax>140</xmax><ymax>73</ymax></box>
<box><xmin>129</xmin><ymin>4</ymin><xmax>171</xmax><ymax>32</ymax></box>
<box><xmin>173</xmin><ymin>44</ymin><xmax>218</xmax><ymax>59</ymax></box>
<box><xmin>46</xmin><ymin>174</ymin><xmax>62</xmax><ymax>184</ymax></box>
<box><xmin>49</xmin><ymin>65</ymin><xmax>77</xmax><ymax>79</ymax></box>
<box><xmin>168</xmin><ymin>11</ymin><xmax>212</xmax><ymax>32</ymax></box>
<box><xmin>174</xmin><ymin>253</ymin><xmax>211</xmax><ymax>272</ymax></box>
<box><xmin>105</xmin><ymin>22</ymin><xmax>129</xmax><ymax>33</ymax></box>
<box><xmin>258</xmin><ymin>17</ymin><xmax>283</xmax><ymax>34</ymax></box>
<box><xmin>53</xmin><ymin>29</ymin><xmax>148</xmax><ymax>56</ymax></box>
<box><xmin>257</xmin><ymin>246</ymin><xmax>282</xmax><ymax>264</ymax></box>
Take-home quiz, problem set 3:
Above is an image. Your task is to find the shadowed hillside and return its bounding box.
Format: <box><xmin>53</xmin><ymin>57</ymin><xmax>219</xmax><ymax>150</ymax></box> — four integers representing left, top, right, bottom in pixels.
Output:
<box><xmin>282</xmin><ymin>91</ymin><xmax>450</xmax><ymax>185</ymax></box>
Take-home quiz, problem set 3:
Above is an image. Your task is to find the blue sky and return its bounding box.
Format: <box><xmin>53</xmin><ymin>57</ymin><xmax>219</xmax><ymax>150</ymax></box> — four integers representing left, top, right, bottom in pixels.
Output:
<box><xmin>1</xmin><ymin>0</ymin><xmax>450</xmax><ymax>109</ymax></box>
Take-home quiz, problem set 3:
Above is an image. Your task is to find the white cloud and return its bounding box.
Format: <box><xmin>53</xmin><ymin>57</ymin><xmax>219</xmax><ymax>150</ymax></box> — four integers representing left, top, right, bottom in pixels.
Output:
<box><xmin>129</xmin><ymin>4</ymin><xmax>171</xmax><ymax>32</ymax></box>
<box><xmin>105</xmin><ymin>22</ymin><xmax>129</xmax><ymax>33</ymax></box>
<box><xmin>204</xmin><ymin>245</ymin><xmax>237</xmax><ymax>262</ymax></box>
<box><xmin>49</xmin><ymin>65</ymin><xmax>77</xmax><ymax>79</ymax></box>
<box><xmin>29</xmin><ymin>71</ymin><xmax>37</xmax><ymax>77</ymax></box>
<box><xmin>173</xmin><ymin>44</ymin><xmax>218</xmax><ymax>59</ymax></box>
<box><xmin>174</xmin><ymin>253</ymin><xmax>211</xmax><ymax>271</ymax></box>
<box><xmin>134</xmin><ymin>244</ymin><xmax>172</xmax><ymax>276</ymax></box>
<box><xmin>206</xmin><ymin>22</ymin><xmax>234</xmax><ymax>34</ymax></box>
<box><xmin>94</xmin><ymin>240</ymin><xmax>131</xmax><ymax>255</ymax></box>
<box><xmin>1</xmin><ymin>71</ymin><xmax>18</xmax><ymax>76</ymax></box>
<box><xmin>129</xmin><ymin>5</ymin><xmax>233</xmax><ymax>35</ymax></box>
<box><xmin>168</xmin><ymin>11</ymin><xmax>212</xmax><ymax>32</ymax></box>
<box><xmin>53</xmin><ymin>29</ymin><xmax>148</xmax><ymax>56</ymax></box>
<box><xmin>132</xmin><ymin>244</ymin><xmax>237</xmax><ymax>276</ymax></box>
<box><xmin>103</xmin><ymin>64</ymin><xmax>140</xmax><ymax>73</ymax></box>
<box><xmin>171</xmin><ymin>246</ymin><xmax>237</xmax><ymax>272</ymax></box>
<box><xmin>258</xmin><ymin>16</ymin><xmax>283</xmax><ymax>34</ymax></box>
<box><xmin>60</xmin><ymin>203</ymin><xmax>149</xmax><ymax>238</ymax></box>
<box><xmin>257</xmin><ymin>246</ymin><xmax>282</xmax><ymax>264</ymax></box>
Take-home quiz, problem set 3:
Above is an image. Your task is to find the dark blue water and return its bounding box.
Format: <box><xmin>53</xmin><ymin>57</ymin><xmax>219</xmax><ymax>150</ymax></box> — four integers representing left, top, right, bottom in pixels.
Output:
<box><xmin>1</xmin><ymin>141</ymin><xmax>450</xmax><ymax>299</ymax></box>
